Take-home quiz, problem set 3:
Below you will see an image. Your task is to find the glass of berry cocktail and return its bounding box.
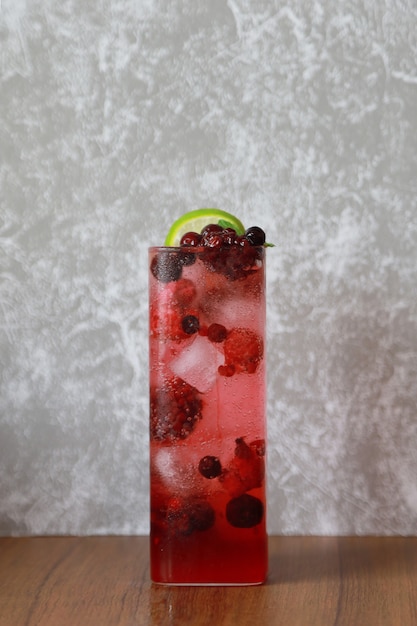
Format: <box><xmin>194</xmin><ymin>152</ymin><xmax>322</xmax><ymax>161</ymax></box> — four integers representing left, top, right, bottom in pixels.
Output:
<box><xmin>149</xmin><ymin>210</ymin><xmax>268</xmax><ymax>585</ymax></box>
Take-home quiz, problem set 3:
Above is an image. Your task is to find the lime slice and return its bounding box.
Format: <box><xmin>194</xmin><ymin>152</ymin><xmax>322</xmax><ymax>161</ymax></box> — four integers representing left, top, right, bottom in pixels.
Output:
<box><xmin>164</xmin><ymin>209</ymin><xmax>245</xmax><ymax>246</ymax></box>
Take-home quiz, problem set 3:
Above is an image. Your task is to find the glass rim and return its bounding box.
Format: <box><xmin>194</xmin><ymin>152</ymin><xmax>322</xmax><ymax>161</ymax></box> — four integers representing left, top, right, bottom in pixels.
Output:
<box><xmin>148</xmin><ymin>245</ymin><xmax>266</xmax><ymax>252</ymax></box>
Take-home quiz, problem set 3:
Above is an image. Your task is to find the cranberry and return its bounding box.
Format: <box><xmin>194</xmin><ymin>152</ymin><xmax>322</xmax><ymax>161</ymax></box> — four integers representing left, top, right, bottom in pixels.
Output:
<box><xmin>222</xmin><ymin>228</ymin><xmax>237</xmax><ymax>246</ymax></box>
<box><xmin>180</xmin><ymin>231</ymin><xmax>202</xmax><ymax>247</ymax></box>
<box><xmin>200</xmin><ymin>223</ymin><xmax>223</xmax><ymax>238</ymax></box>
<box><xmin>207</xmin><ymin>323</ymin><xmax>228</xmax><ymax>343</ymax></box>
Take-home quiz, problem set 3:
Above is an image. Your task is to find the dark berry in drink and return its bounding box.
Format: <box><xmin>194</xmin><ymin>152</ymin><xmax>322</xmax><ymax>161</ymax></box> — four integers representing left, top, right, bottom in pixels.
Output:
<box><xmin>181</xmin><ymin>314</ymin><xmax>200</xmax><ymax>335</ymax></box>
<box><xmin>188</xmin><ymin>500</ymin><xmax>216</xmax><ymax>532</ymax></box>
<box><xmin>207</xmin><ymin>323</ymin><xmax>228</xmax><ymax>343</ymax></box>
<box><xmin>167</xmin><ymin>498</ymin><xmax>215</xmax><ymax>535</ymax></box>
<box><xmin>245</xmin><ymin>226</ymin><xmax>266</xmax><ymax>246</ymax></box>
<box><xmin>150</xmin><ymin>376</ymin><xmax>203</xmax><ymax>442</ymax></box>
<box><xmin>150</xmin><ymin>251</ymin><xmax>182</xmax><ymax>283</ymax></box>
<box><xmin>179</xmin><ymin>251</ymin><xmax>196</xmax><ymax>266</ymax></box>
<box><xmin>226</xmin><ymin>494</ymin><xmax>264</xmax><ymax>528</ymax></box>
<box><xmin>198</xmin><ymin>455</ymin><xmax>222</xmax><ymax>479</ymax></box>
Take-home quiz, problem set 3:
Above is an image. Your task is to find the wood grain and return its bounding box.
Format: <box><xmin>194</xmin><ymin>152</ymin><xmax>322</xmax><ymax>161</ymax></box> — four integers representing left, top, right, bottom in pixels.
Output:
<box><xmin>0</xmin><ymin>536</ymin><xmax>416</xmax><ymax>625</ymax></box>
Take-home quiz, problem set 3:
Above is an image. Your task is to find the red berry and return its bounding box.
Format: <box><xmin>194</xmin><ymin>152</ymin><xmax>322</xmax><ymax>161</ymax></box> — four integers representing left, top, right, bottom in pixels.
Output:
<box><xmin>218</xmin><ymin>363</ymin><xmax>235</xmax><ymax>377</ymax></box>
<box><xmin>220</xmin><ymin>437</ymin><xmax>265</xmax><ymax>496</ymax></box>
<box><xmin>200</xmin><ymin>223</ymin><xmax>223</xmax><ymax>238</ymax></box>
<box><xmin>222</xmin><ymin>228</ymin><xmax>237</xmax><ymax>246</ymax></box>
<box><xmin>221</xmin><ymin>328</ymin><xmax>263</xmax><ymax>375</ymax></box>
<box><xmin>180</xmin><ymin>231</ymin><xmax>202</xmax><ymax>247</ymax></box>
<box><xmin>203</xmin><ymin>232</ymin><xmax>223</xmax><ymax>248</ymax></box>
<box><xmin>173</xmin><ymin>278</ymin><xmax>197</xmax><ymax>307</ymax></box>
<box><xmin>207</xmin><ymin>323</ymin><xmax>228</xmax><ymax>343</ymax></box>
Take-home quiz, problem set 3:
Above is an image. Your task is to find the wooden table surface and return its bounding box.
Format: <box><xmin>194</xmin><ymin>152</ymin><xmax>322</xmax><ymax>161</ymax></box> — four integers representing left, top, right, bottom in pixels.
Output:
<box><xmin>0</xmin><ymin>535</ymin><xmax>416</xmax><ymax>625</ymax></box>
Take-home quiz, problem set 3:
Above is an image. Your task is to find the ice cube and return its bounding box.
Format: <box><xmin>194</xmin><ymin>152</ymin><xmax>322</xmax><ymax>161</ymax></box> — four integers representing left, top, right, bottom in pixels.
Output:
<box><xmin>169</xmin><ymin>334</ymin><xmax>223</xmax><ymax>393</ymax></box>
<box><xmin>154</xmin><ymin>448</ymin><xmax>193</xmax><ymax>491</ymax></box>
<box><xmin>209</xmin><ymin>295</ymin><xmax>261</xmax><ymax>332</ymax></box>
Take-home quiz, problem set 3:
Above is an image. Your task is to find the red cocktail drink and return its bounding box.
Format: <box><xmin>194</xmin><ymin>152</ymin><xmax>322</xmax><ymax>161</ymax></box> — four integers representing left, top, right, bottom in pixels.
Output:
<box><xmin>149</xmin><ymin>233</ymin><xmax>268</xmax><ymax>585</ymax></box>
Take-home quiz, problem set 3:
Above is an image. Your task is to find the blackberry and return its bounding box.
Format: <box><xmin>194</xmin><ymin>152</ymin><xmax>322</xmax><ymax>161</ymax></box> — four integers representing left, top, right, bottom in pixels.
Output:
<box><xmin>167</xmin><ymin>498</ymin><xmax>215</xmax><ymax>535</ymax></box>
<box><xmin>150</xmin><ymin>376</ymin><xmax>203</xmax><ymax>442</ymax></box>
<box><xmin>226</xmin><ymin>494</ymin><xmax>264</xmax><ymax>528</ymax></box>
<box><xmin>188</xmin><ymin>500</ymin><xmax>215</xmax><ymax>532</ymax></box>
<box><xmin>150</xmin><ymin>251</ymin><xmax>182</xmax><ymax>283</ymax></box>
<box><xmin>198</xmin><ymin>455</ymin><xmax>222</xmax><ymax>479</ymax></box>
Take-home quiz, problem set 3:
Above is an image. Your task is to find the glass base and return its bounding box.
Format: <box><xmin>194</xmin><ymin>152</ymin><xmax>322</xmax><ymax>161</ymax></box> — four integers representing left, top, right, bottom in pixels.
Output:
<box><xmin>151</xmin><ymin>579</ymin><xmax>266</xmax><ymax>587</ymax></box>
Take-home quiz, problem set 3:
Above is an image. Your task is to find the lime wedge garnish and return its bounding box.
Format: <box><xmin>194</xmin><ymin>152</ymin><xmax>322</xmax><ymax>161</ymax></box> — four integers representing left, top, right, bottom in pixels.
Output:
<box><xmin>164</xmin><ymin>209</ymin><xmax>245</xmax><ymax>246</ymax></box>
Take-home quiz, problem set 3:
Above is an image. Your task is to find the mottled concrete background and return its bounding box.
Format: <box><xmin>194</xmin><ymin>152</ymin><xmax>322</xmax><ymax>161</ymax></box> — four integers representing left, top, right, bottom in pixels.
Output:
<box><xmin>1</xmin><ymin>1</ymin><xmax>416</xmax><ymax>536</ymax></box>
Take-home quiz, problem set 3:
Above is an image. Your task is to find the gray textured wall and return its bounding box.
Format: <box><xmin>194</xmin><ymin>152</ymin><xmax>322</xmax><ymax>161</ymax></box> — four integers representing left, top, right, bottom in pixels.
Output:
<box><xmin>1</xmin><ymin>1</ymin><xmax>416</xmax><ymax>536</ymax></box>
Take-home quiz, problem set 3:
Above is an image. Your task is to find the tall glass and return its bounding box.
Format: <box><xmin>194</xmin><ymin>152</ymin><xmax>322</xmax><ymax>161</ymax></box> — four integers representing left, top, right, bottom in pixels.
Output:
<box><xmin>148</xmin><ymin>243</ymin><xmax>268</xmax><ymax>585</ymax></box>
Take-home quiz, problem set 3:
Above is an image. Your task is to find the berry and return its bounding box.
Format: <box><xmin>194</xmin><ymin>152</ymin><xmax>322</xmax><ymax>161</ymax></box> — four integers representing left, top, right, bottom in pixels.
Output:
<box><xmin>218</xmin><ymin>363</ymin><xmax>236</xmax><ymax>377</ymax></box>
<box><xmin>150</xmin><ymin>280</ymin><xmax>198</xmax><ymax>341</ymax></box>
<box><xmin>207</xmin><ymin>323</ymin><xmax>228</xmax><ymax>343</ymax></box>
<box><xmin>221</xmin><ymin>328</ymin><xmax>263</xmax><ymax>375</ymax></box>
<box><xmin>220</xmin><ymin>437</ymin><xmax>265</xmax><ymax>496</ymax></box>
<box><xmin>179</xmin><ymin>251</ymin><xmax>196</xmax><ymax>267</ymax></box>
<box><xmin>222</xmin><ymin>228</ymin><xmax>237</xmax><ymax>246</ymax></box>
<box><xmin>150</xmin><ymin>376</ymin><xmax>203</xmax><ymax>442</ymax></box>
<box><xmin>226</xmin><ymin>494</ymin><xmax>264</xmax><ymax>528</ymax></box>
<box><xmin>166</xmin><ymin>497</ymin><xmax>215</xmax><ymax>535</ymax></box>
<box><xmin>200</xmin><ymin>223</ymin><xmax>223</xmax><ymax>239</ymax></box>
<box><xmin>235</xmin><ymin>235</ymin><xmax>251</xmax><ymax>249</ymax></box>
<box><xmin>180</xmin><ymin>231</ymin><xmax>202</xmax><ymax>247</ymax></box>
<box><xmin>181</xmin><ymin>314</ymin><xmax>200</xmax><ymax>335</ymax></box>
<box><xmin>173</xmin><ymin>278</ymin><xmax>197</xmax><ymax>307</ymax></box>
<box><xmin>189</xmin><ymin>222</ymin><xmax>267</xmax><ymax>280</ymax></box>
<box><xmin>188</xmin><ymin>500</ymin><xmax>215</xmax><ymax>532</ymax></box>
<box><xmin>245</xmin><ymin>226</ymin><xmax>266</xmax><ymax>246</ymax></box>
<box><xmin>198</xmin><ymin>455</ymin><xmax>222</xmax><ymax>479</ymax></box>
<box><xmin>150</xmin><ymin>251</ymin><xmax>183</xmax><ymax>283</ymax></box>
<box><xmin>206</xmin><ymin>233</ymin><xmax>224</xmax><ymax>248</ymax></box>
